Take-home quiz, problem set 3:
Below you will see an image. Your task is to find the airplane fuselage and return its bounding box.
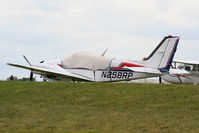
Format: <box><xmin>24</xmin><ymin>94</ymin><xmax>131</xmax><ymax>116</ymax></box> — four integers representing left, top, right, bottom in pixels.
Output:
<box><xmin>43</xmin><ymin>67</ymin><xmax>157</xmax><ymax>82</ymax></box>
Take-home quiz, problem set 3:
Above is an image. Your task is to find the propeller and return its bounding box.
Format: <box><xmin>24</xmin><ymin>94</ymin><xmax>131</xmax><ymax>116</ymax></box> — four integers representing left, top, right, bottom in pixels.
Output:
<box><xmin>159</xmin><ymin>76</ymin><xmax>162</xmax><ymax>84</ymax></box>
<box><xmin>29</xmin><ymin>71</ymin><xmax>34</xmax><ymax>81</ymax></box>
<box><xmin>23</xmin><ymin>55</ymin><xmax>31</xmax><ymax>66</ymax></box>
<box><xmin>23</xmin><ymin>55</ymin><xmax>34</xmax><ymax>81</ymax></box>
<box><xmin>101</xmin><ymin>49</ymin><xmax>108</xmax><ymax>56</ymax></box>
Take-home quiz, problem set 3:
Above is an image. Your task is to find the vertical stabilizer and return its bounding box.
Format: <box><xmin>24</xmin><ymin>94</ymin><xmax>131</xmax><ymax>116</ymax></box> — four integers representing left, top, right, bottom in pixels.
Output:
<box><xmin>143</xmin><ymin>35</ymin><xmax>180</xmax><ymax>72</ymax></box>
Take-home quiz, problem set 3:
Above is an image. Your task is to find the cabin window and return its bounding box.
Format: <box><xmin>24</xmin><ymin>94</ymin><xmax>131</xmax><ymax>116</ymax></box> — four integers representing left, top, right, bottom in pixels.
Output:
<box><xmin>194</xmin><ymin>65</ymin><xmax>199</xmax><ymax>72</ymax></box>
<box><xmin>193</xmin><ymin>65</ymin><xmax>197</xmax><ymax>71</ymax></box>
<box><xmin>184</xmin><ymin>65</ymin><xmax>194</xmax><ymax>71</ymax></box>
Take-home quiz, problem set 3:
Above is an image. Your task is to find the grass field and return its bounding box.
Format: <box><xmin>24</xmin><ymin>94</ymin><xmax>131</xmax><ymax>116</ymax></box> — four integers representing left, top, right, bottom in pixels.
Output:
<box><xmin>0</xmin><ymin>81</ymin><xmax>199</xmax><ymax>133</ymax></box>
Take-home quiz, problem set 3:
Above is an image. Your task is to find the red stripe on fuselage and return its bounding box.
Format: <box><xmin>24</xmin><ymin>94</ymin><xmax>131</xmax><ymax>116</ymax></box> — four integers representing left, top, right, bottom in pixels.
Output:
<box><xmin>58</xmin><ymin>64</ymin><xmax>62</xmax><ymax>67</ymax></box>
<box><xmin>111</xmin><ymin>62</ymin><xmax>144</xmax><ymax>69</ymax></box>
<box><xmin>120</xmin><ymin>62</ymin><xmax>144</xmax><ymax>67</ymax></box>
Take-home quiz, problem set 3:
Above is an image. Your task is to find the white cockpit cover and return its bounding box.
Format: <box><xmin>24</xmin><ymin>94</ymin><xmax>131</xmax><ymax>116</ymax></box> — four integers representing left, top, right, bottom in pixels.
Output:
<box><xmin>63</xmin><ymin>52</ymin><xmax>112</xmax><ymax>70</ymax></box>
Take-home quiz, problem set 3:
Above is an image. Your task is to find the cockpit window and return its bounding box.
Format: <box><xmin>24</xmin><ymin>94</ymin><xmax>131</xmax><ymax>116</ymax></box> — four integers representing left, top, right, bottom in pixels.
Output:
<box><xmin>178</xmin><ymin>65</ymin><xmax>184</xmax><ymax>69</ymax></box>
<box><xmin>173</xmin><ymin>62</ymin><xmax>185</xmax><ymax>69</ymax></box>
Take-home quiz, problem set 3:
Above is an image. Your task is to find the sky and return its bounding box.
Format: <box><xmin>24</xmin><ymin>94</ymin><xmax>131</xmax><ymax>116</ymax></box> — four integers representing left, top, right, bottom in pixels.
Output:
<box><xmin>0</xmin><ymin>0</ymin><xmax>199</xmax><ymax>80</ymax></box>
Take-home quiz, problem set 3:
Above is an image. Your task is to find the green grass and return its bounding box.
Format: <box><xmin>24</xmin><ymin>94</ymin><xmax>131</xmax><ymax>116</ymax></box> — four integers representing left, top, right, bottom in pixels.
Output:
<box><xmin>0</xmin><ymin>81</ymin><xmax>199</xmax><ymax>133</ymax></box>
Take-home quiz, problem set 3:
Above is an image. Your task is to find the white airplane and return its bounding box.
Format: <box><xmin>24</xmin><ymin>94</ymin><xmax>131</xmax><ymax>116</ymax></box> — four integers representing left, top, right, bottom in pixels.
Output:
<box><xmin>7</xmin><ymin>35</ymin><xmax>180</xmax><ymax>82</ymax></box>
<box><xmin>161</xmin><ymin>60</ymin><xmax>199</xmax><ymax>84</ymax></box>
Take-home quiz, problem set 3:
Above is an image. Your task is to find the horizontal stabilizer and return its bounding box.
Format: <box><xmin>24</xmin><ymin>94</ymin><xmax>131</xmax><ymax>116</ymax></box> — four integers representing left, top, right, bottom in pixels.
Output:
<box><xmin>125</xmin><ymin>67</ymin><xmax>164</xmax><ymax>75</ymax></box>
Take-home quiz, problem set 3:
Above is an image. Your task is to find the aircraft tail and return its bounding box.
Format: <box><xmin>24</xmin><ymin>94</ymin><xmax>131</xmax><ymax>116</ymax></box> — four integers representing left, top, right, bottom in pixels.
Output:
<box><xmin>143</xmin><ymin>35</ymin><xmax>180</xmax><ymax>72</ymax></box>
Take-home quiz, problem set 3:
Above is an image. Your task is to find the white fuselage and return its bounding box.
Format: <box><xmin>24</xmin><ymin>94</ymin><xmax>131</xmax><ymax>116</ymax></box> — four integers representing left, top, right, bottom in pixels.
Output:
<box><xmin>34</xmin><ymin>60</ymin><xmax>157</xmax><ymax>82</ymax></box>
<box><xmin>66</xmin><ymin>68</ymin><xmax>157</xmax><ymax>82</ymax></box>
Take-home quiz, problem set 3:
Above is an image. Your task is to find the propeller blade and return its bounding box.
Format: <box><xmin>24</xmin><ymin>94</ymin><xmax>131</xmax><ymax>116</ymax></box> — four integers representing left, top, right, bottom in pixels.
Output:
<box><xmin>159</xmin><ymin>76</ymin><xmax>162</xmax><ymax>84</ymax></box>
<box><xmin>23</xmin><ymin>55</ymin><xmax>31</xmax><ymax>66</ymax></box>
<box><xmin>30</xmin><ymin>72</ymin><xmax>33</xmax><ymax>81</ymax></box>
<box><xmin>101</xmin><ymin>49</ymin><xmax>108</xmax><ymax>56</ymax></box>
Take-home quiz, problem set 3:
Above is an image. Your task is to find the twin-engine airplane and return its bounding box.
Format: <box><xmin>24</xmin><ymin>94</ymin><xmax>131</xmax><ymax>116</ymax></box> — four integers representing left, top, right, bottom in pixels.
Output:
<box><xmin>7</xmin><ymin>35</ymin><xmax>180</xmax><ymax>82</ymax></box>
<box><xmin>161</xmin><ymin>60</ymin><xmax>199</xmax><ymax>84</ymax></box>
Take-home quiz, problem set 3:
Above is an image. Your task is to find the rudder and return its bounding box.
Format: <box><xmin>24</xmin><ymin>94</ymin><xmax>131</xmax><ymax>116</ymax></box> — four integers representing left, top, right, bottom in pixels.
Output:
<box><xmin>143</xmin><ymin>35</ymin><xmax>180</xmax><ymax>72</ymax></box>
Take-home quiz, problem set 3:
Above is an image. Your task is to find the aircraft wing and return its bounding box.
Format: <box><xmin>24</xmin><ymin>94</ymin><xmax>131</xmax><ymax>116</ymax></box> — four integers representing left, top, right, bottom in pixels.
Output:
<box><xmin>168</xmin><ymin>69</ymin><xmax>189</xmax><ymax>75</ymax></box>
<box><xmin>174</xmin><ymin>60</ymin><xmax>199</xmax><ymax>65</ymax></box>
<box><xmin>7</xmin><ymin>63</ymin><xmax>92</xmax><ymax>81</ymax></box>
